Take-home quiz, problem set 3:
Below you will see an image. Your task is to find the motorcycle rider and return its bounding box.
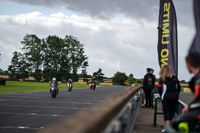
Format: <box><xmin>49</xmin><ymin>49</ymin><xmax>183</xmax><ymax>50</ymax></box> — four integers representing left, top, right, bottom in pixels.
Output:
<box><xmin>171</xmin><ymin>54</ymin><xmax>200</xmax><ymax>132</ymax></box>
<box><xmin>171</xmin><ymin>1</ymin><xmax>200</xmax><ymax>132</ymax></box>
<box><xmin>49</xmin><ymin>78</ymin><xmax>59</xmax><ymax>94</ymax></box>
<box><xmin>89</xmin><ymin>80</ymin><xmax>92</xmax><ymax>87</ymax></box>
<box><xmin>89</xmin><ymin>80</ymin><xmax>96</xmax><ymax>89</ymax></box>
<box><xmin>67</xmin><ymin>79</ymin><xmax>73</xmax><ymax>89</ymax></box>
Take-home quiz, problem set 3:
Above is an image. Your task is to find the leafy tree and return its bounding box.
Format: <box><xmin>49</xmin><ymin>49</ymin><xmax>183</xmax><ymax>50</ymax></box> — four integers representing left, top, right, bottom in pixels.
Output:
<box><xmin>65</xmin><ymin>35</ymin><xmax>88</xmax><ymax>81</ymax></box>
<box><xmin>8</xmin><ymin>51</ymin><xmax>29</xmax><ymax>79</ymax></box>
<box><xmin>43</xmin><ymin>35</ymin><xmax>63</xmax><ymax>80</ymax></box>
<box><xmin>0</xmin><ymin>69</ymin><xmax>6</xmax><ymax>75</ymax></box>
<box><xmin>126</xmin><ymin>74</ymin><xmax>135</xmax><ymax>86</ymax></box>
<box><xmin>135</xmin><ymin>79</ymin><xmax>143</xmax><ymax>84</ymax></box>
<box><xmin>21</xmin><ymin>34</ymin><xmax>43</xmax><ymax>80</ymax></box>
<box><xmin>112</xmin><ymin>71</ymin><xmax>128</xmax><ymax>85</ymax></box>
<box><xmin>156</xmin><ymin>78</ymin><xmax>159</xmax><ymax>82</ymax></box>
<box><xmin>81</xmin><ymin>61</ymin><xmax>89</xmax><ymax>82</ymax></box>
<box><xmin>8</xmin><ymin>34</ymin><xmax>88</xmax><ymax>82</ymax></box>
<box><xmin>0</xmin><ymin>69</ymin><xmax>8</xmax><ymax>75</ymax></box>
<box><xmin>8</xmin><ymin>51</ymin><xmax>21</xmax><ymax>79</ymax></box>
<box><xmin>43</xmin><ymin>35</ymin><xmax>88</xmax><ymax>81</ymax></box>
<box><xmin>180</xmin><ymin>80</ymin><xmax>186</xmax><ymax>83</ymax></box>
<box><xmin>93</xmin><ymin>68</ymin><xmax>104</xmax><ymax>82</ymax></box>
<box><xmin>0</xmin><ymin>69</ymin><xmax>3</xmax><ymax>74</ymax></box>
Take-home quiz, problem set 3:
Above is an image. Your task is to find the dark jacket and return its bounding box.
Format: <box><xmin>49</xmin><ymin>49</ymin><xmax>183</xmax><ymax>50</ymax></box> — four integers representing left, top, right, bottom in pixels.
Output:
<box><xmin>143</xmin><ymin>73</ymin><xmax>155</xmax><ymax>91</ymax></box>
<box><xmin>67</xmin><ymin>81</ymin><xmax>73</xmax><ymax>84</ymax></box>
<box><xmin>50</xmin><ymin>81</ymin><xmax>59</xmax><ymax>87</ymax></box>
<box><xmin>188</xmin><ymin>72</ymin><xmax>200</xmax><ymax>111</ymax></box>
<box><xmin>158</xmin><ymin>76</ymin><xmax>180</xmax><ymax>102</ymax></box>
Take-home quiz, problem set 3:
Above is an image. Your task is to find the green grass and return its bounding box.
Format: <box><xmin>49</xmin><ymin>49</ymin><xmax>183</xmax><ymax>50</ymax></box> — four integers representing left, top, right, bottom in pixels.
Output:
<box><xmin>0</xmin><ymin>81</ymin><xmax>90</xmax><ymax>94</ymax></box>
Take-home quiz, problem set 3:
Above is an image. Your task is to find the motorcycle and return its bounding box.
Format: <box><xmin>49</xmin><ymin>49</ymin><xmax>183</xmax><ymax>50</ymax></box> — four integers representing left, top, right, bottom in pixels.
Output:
<box><xmin>68</xmin><ymin>83</ymin><xmax>73</xmax><ymax>92</ymax></box>
<box><xmin>169</xmin><ymin>115</ymin><xmax>200</xmax><ymax>133</ymax></box>
<box><xmin>165</xmin><ymin>123</ymin><xmax>200</xmax><ymax>133</ymax></box>
<box><xmin>90</xmin><ymin>82</ymin><xmax>96</xmax><ymax>90</ymax></box>
<box><xmin>50</xmin><ymin>82</ymin><xmax>58</xmax><ymax>98</ymax></box>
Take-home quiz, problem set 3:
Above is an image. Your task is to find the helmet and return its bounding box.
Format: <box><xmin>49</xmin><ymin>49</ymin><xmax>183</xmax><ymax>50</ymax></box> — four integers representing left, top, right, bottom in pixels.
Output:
<box><xmin>178</xmin><ymin>122</ymin><xmax>189</xmax><ymax>133</ymax></box>
<box><xmin>52</xmin><ymin>78</ymin><xmax>56</xmax><ymax>81</ymax></box>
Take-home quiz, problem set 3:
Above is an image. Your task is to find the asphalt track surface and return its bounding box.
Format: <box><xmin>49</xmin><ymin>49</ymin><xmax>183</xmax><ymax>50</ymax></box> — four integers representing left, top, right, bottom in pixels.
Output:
<box><xmin>0</xmin><ymin>86</ymin><xmax>128</xmax><ymax>133</ymax></box>
<box><xmin>179</xmin><ymin>92</ymin><xmax>194</xmax><ymax>104</ymax></box>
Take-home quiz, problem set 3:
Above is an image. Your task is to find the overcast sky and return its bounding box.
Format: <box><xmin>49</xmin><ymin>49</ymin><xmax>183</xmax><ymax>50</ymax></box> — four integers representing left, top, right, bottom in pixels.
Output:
<box><xmin>0</xmin><ymin>0</ymin><xmax>196</xmax><ymax>81</ymax></box>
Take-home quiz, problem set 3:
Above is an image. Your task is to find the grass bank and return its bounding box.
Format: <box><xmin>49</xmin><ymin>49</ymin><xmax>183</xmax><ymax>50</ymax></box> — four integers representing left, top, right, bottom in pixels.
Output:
<box><xmin>0</xmin><ymin>81</ymin><xmax>90</xmax><ymax>94</ymax></box>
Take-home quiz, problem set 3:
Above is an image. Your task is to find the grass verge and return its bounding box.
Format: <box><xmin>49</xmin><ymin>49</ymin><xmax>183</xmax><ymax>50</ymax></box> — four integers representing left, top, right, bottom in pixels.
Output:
<box><xmin>0</xmin><ymin>81</ymin><xmax>91</xmax><ymax>94</ymax></box>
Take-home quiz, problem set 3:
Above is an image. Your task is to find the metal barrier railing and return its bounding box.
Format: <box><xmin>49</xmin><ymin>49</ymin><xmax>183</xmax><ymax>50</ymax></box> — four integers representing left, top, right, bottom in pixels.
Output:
<box><xmin>153</xmin><ymin>97</ymin><xmax>163</xmax><ymax>126</ymax></box>
<box><xmin>175</xmin><ymin>99</ymin><xmax>187</xmax><ymax>115</ymax></box>
<box><xmin>38</xmin><ymin>86</ymin><xmax>142</xmax><ymax>133</ymax></box>
<box><xmin>103</xmin><ymin>90</ymin><xmax>142</xmax><ymax>133</ymax></box>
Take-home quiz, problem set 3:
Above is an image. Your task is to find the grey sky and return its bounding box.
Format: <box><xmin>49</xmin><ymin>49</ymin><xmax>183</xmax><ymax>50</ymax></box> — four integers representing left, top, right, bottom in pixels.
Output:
<box><xmin>0</xmin><ymin>0</ymin><xmax>196</xmax><ymax>81</ymax></box>
<box><xmin>5</xmin><ymin>0</ymin><xmax>193</xmax><ymax>24</ymax></box>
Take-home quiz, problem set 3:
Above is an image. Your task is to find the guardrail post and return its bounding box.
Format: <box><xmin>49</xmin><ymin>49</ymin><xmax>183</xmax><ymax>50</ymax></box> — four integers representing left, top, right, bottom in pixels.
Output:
<box><xmin>153</xmin><ymin>97</ymin><xmax>163</xmax><ymax>127</ymax></box>
<box><xmin>154</xmin><ymin>97</ymin><xmax>158</xmax><ymax>127</ymax></box>
<box><xmin>111</xmin><ymin>120</ymin><xmax>121</xmax><ymax>133</ymax></box>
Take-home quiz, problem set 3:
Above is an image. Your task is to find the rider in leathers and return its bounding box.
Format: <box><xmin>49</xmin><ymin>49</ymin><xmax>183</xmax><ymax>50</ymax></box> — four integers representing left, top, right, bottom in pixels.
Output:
<box><xmin>90</xmin><ymin>80</ymin><xmax>96</xmax><ymax>89</ymax></box>
<box><xmin>171</xmin><ymin>1</ymin><xmax>200</xmax><ymax>131</ymax></box>
<box><xmin>49</xmin><ymin>78</ymin><xmax>59</xmax><ymax>94</ymax></box>
<box><xmin>171</xmin><ymin>56</ymin><xmax>200</xmax><ymax>132</ymax></box>
<box><xmin>67</xmin><ymin>79</ymin><xmax>73</xmax><ymax>89</ymax></box>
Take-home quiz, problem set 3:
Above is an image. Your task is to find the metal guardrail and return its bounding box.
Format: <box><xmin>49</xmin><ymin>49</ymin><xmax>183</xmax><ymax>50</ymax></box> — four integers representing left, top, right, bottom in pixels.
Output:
<box><xmin>175</xmin><ymin>99</ymin><xmax>187</xmax><ymax>115</ymax></box>
<box><xmin>38</xmin><ymin>86</ymin><xmax>142</xmax><ymax>133</ymax></box>
<box><xmin>103</xmin><ymin>90</ymin><xmax>142</xmax><ymax>133</ymax></box>
<box><xmin>153</xmin><ymin>97</ymin><xmax>163</xmax><ymax>126</ymax></box>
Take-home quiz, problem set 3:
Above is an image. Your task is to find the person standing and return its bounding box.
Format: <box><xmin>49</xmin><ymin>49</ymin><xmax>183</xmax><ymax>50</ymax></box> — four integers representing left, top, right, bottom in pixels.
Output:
<box><xmin>150</xmin><ymin>68</ymin><xmax>156</xmax><ymax>108</ymax></box>
<box><xmin>158</xmin><ymin>64</ymin><xmax>180</xmax><ymax>132</ymax></box>
<box><xmin>143</xmin><ymin>68</ymin><xmax>154</xmax><ymax>108</ymax></box>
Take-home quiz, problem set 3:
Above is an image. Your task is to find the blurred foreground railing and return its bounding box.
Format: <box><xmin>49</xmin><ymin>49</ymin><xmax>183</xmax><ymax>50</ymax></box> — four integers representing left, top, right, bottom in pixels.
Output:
<box><xmin>38</xmin><ymin>86</ymin><xmax>142</xmax><ymax>133</ymax></box>
<box><xmin>175</xmin><ymin>99</ymin><xmax>187</xmax><ymax>115</ymax></box>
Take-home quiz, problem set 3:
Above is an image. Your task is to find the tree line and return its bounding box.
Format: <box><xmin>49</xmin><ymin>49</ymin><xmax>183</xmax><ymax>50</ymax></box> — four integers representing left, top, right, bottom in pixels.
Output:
<box><xmin>7</xmin><ymin>34</ymin><xmax>88</xmax><ymax>81</ymax></box>
<box><xmin>1</xmin><ymin>34</ymin><xmax>187</xmax><ymax>84</ymax></box>
<box><xmin>5</xmin><ymin>34</ymin><xmax>138</xmax><ymax>85</ymax></box>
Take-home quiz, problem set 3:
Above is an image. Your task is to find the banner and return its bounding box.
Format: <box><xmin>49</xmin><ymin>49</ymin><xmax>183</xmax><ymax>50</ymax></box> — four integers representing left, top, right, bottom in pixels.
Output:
<box><xmin>189</xmin><ymin>0</ymin><xmax>200</xmax><ymax>60</ymax></box>
<box><xmin>157</xmin><ymin>0</ymin><xmax>178</xmax><ymax>76</ymax></box>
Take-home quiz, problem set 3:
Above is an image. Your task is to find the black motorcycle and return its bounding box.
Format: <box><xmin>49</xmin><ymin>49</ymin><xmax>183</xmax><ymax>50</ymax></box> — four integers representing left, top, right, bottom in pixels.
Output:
<box><xmin>68</xmin><ymin>83</ymin><xmax>73</xmax><ymax>92</ymax></box>
<box><xmin>90</xmin><ymin>82</ymin><xmax>96</xmax><ymax>90</ymax></box>
<box><xmin>50</xmin><ymin>83</ymin><xmax>58</xmax><ymax>98</ymax></box>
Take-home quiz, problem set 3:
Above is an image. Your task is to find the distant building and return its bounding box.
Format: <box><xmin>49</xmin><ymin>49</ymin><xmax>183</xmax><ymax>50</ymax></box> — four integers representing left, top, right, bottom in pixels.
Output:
<box><xmin>78</xmin><ymin>78</ymin><xmax>112</xmax><ymax>83</ymax></box>
<box><xmin>103</xmin><ymin>78</ymin><xmax>112</xmax><ymax>83</ymax></box>
<box><xmin>0</xmin><ymin>75</ymin><xmax>36</xmax><ymax>81</ymax></box>
<box><xmin>0</xmin><ymin>75</ymin><xmax>9</xmax><ymax>79</ymax></box>
<box><xmin>78</xmin><ymin>78</ymin><xmax>92</xmax><ymax>83</ymax></box>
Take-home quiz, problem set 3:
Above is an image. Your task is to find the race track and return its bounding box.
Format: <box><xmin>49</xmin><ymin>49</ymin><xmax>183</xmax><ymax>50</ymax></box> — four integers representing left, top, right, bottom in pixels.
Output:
<box><xmin>0</xmin><ymin>86</ymin><xmax>128</xmax><ymax>133</ymax></box>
